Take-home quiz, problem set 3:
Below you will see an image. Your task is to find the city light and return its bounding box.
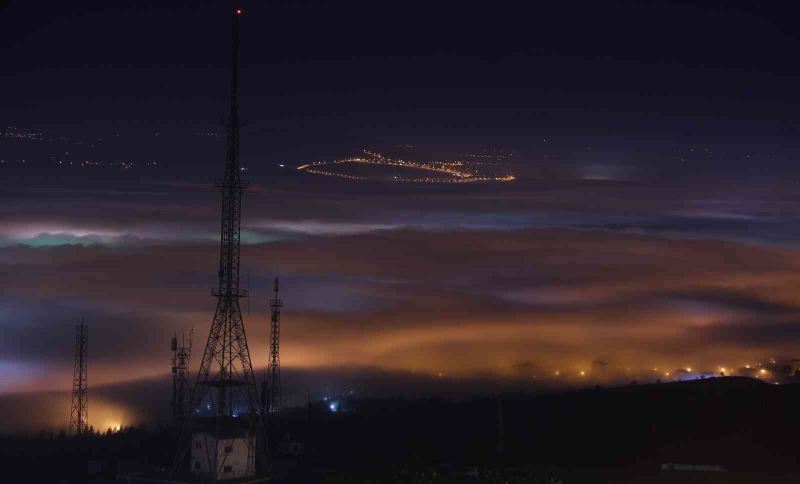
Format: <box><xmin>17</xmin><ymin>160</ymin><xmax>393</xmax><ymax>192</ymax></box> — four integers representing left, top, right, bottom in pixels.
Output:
<box><xmin>297</xmin><ymin>149</ymin><xmax>515</xmax><ymax>184</ymax></box>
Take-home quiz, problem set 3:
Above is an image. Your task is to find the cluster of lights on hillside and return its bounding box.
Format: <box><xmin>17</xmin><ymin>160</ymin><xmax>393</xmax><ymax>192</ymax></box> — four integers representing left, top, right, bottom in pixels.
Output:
<box><xmin>297</xmin><ymin>149</ymin><xmax>515</xmax><ymax>184</ymax></box>
<box><xmin>426</xmin><ymin>358</ymin><xmax>791</xmax><ymax>386</ymax></box>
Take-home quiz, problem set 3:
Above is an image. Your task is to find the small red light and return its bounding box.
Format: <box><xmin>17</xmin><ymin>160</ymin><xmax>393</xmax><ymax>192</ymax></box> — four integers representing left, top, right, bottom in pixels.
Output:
<box><xmin>235</xmin><ymin>8</ymin><xmax>243</xmax><ymax>16</ymax></box>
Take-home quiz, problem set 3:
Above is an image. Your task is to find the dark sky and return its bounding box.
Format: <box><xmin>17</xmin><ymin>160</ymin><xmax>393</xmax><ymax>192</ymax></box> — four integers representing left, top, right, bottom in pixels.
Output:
<box><xmin>4</xmin><ymin>0</ymin><xmax>800</xmax><ymax>432</ymax></box>
<box><xmin>3</xmin><ymin>1</ymin><xmax>799</xmax><ymax>154</ymax></box>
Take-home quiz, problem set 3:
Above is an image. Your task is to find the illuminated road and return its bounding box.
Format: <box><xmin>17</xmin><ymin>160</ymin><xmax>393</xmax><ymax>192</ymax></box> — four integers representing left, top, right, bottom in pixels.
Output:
<box><xmin>297</xmin><ymin>149</ymin><xmax>515</xmax><ymax>184</ymax></box>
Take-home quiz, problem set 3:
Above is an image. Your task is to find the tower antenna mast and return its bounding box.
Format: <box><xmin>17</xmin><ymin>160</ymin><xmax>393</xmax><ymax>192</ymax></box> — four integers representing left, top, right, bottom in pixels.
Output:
<box><xmin>171</xmin><ymin>329</ymin><xmax>192</xmax><ymax>426</ymax></box>
<box><xmin>266</xmin><ymin>277</ymin><xmax>283</xmax><ymax>415</ymax></box>
<box><xmin>174</xmin><ymin>8</ymin><xmax>268</xmax><ymax>480</ymax></box>
<box><xmin>69</xmin><ymin>321</ymin><xmax>88</xmax><ymax>435</ymax></box>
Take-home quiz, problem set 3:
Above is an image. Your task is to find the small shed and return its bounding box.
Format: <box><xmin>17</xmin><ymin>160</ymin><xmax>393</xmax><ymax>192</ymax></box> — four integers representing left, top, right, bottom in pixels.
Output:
<box><xmin>191</xmin><ymin>429</ymin><xmax>255</xmax><ymax>480</ymax></box>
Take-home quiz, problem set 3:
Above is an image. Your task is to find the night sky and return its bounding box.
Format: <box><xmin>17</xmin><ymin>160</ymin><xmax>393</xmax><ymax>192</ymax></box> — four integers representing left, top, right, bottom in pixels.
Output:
<box><xmin>3</xmin><ymin>0</ymin><xmax>800</xmax><ymax>432</ymax></box>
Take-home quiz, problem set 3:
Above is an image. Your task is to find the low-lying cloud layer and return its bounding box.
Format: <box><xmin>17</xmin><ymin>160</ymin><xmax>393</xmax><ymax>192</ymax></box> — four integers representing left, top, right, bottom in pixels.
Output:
<box><xmin>3</xmin><ymin>173</ymin><xmax>800</xmax><ymax>430</ymax></box>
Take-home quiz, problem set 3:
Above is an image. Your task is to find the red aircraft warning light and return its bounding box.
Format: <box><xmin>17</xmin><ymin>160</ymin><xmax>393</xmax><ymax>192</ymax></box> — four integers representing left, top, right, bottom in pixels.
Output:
<box><xmin>235</xmin><ymin>8</ymin><xmax>243</xmax><ymax>16</ymax></box>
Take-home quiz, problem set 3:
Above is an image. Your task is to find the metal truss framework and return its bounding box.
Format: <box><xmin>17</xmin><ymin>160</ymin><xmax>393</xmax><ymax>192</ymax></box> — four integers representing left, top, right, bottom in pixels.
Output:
<box><xmin>171</xmin><ymin>330</ymin><xmax>192</xmax><ymax>425</ymax></box>
<box><xmin>266</xmin><ymin>278</ymin><xmax>282</xmax><ymax>415</ymax></box>
<box><xmin>174</xmin><ymin>9</ymin><xmax>268</xmax><ymax>480</ymax></box>
<box><xmin>70</xmin><ymin>322</ymin><xmax>88</xmax><ymax>435</ymax></box>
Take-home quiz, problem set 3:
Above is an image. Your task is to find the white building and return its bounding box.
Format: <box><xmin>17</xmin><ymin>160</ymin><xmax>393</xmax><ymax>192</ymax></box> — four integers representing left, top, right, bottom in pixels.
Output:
<box><xmin>191</xmin><ymin>431</ymin><xmax>255</xmax><ymax>481</ymax></box>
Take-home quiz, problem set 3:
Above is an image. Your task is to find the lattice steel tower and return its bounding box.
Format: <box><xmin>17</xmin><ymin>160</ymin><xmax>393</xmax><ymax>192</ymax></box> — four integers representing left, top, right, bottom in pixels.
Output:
<box><xmin>266</xmin><ymin>277</ymin><xmax>282</xmax><ymax>414</ymax></box>
<box><xmin>192</xmin><ymin>6</ymin><xmax>259</xmax><ymax>422</ymax></box>
<box><xmin>171</xmin><ymin>330</ymin><xmax>192</xmax><ymax>425</ymax></box>
<box><xmin>175</xmin><ymin>8</ymin><xmax>267</xmax><ymax>479</ymax></box>
<box><xmin>70</xmin><ymin>321</ymin><xmax>88</xmax><ymax>435</ymax></box>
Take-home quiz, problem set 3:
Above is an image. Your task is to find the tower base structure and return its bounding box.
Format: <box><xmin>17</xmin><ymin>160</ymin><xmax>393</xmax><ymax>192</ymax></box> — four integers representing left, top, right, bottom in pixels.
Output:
<box><xmin>190</xmin><ymin>418</ymin><xmax>256</xmax><ymax>481</ymax></box>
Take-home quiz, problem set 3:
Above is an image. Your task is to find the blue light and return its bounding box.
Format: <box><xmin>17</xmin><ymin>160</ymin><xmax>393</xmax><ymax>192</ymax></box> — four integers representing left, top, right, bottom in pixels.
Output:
<box><xmin>328</xmin><ymin>402</ymin><xmax>339</xmax><ymax>412</ymax></box>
